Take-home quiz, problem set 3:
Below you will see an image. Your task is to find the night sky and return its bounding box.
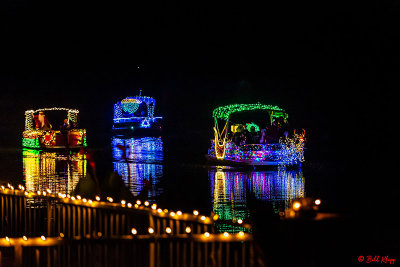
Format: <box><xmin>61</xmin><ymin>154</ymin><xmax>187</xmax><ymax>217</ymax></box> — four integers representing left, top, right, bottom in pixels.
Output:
<box><xmin>1</xmin><ymin>0</ymin><xmax>399</xmax><ymax>221</ymax></box>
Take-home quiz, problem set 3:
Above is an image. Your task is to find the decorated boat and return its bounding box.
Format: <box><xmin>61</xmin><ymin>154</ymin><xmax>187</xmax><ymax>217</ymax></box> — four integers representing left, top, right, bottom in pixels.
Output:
<box><xmin>207</xmin><ymin>103</ymin><xmax>305</xmax><ymax>166</ymax></box>
<box><xmin>22</xmin><ymin>107</ymin><xmax>87</xmax><ymax>149</ymax></box>
<box><xmin>112</xmin><ymin>92</ymin><xmax>162</xmax><ymax>136</ymax></box>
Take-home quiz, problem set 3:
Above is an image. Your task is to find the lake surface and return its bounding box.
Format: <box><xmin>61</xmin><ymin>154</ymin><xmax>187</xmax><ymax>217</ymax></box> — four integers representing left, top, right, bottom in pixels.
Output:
<box><xmin>0</xmin><ymin>136</ymin><xmax>336</xmax><ymax>233</ymax></box>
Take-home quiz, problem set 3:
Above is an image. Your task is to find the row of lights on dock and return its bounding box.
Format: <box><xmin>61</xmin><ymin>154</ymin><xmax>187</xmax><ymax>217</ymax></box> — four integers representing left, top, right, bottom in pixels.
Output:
<box><xmin>2</xmin><ymin>183</ymin><xmax>216</xmax><ymax>223</ymax></box>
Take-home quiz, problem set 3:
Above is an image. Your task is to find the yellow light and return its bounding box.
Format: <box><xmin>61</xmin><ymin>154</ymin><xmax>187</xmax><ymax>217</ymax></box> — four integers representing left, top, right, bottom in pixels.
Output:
<box><xmin>108</xmin><ymin>197</ymin><xmax>113</xmax><ymax>202</ymax></box>
<box><xmin>148</xmin><ymin>227</ymin><xmax>154</xmax><ymax>234</ymax></box>
<box><xmin>95</xmin><ymin>196</ymin><xmax>101</xmax><ymax>201</ymax></box>
<box><xmin>144</xmin><ymin>201</ymin><xmax>149</xmax><ymax>206</ymax></box>
<box><xmin>97</xmin><ymin>232</ymin><xmax>102</xmax><ymax>237</ymax></box>
<box><xmin>151</xmin><ymin>204</ymin><xmax>157</xmax><ymax>210</ymax></box>
<box><xmin>82</xmin><ymin>198</ymin><xmax>87</xmax><ymax>202</ymax></box>
<box><xmin>42</xmin><ymin>191</ymin><xmax>47</xmax><ymax>196</ymax></box>
<box><xmin>136</xmin><ymin>200</ymin><xmax>141</xmax><ymax>205</ymax></box>
<box><xmin>213</xmin><ymin>214</ymin><xmax>219</xmax><ymax>220</ymax></box>
<box><xmin>163</xmin><ymin>209</ymin><xmax>168</xmax><ymax>213</ymax></box>
<box><xmin>185</xmin><ymin>227</ymin><xmax>191</xmax><ymax>233</ymax></box>
<box><xmin>315</xmin><ymin>199</ymin><xmax>321</xmax><ymax>205</ymax></box>
<box><xmin>170</xmin><ymin>212</ymin><xmax>176</xmax><ymax>217</ymax></box>
<box><xmin>37</xmin><ymin>191</ymin><xmax>41</xmax><ymax>195</ymax></box>
<box><xmin>71</xmin><ymin>196</ymin><xmax>76</xmax><ymax>200</ymax></box>
<box><xmin>166</xmin><ymin>227</ymin><xmax>172</xmax><ymax>234</ymax></box>
<box><xmin>1</xmin><ymin>186</ymin><xmax>5</xmax><ymax>190</ymax></box>
<box><xmin>131</xmin><ymin>228</ymin><xmax>137</xmax><ymax>235</ymax></box>
<box><xmin>77</xmin><ymin>195</ymin><xmax>81</xmax><ymax>200</ymax></box>
<box><xmin>177</xmin><ymin>211</ymin><xmax>182</xmax><ymax>216</ymax></box>
<box><xmin>293</xmin><ymin>202</ymin><xmax>301</xmax><ymax>210</ymax></box>
<box><xmin>24</xmin><ymin>192</ymin><xmax>28</xmax><ymax>196</ymax></box>
<box><xmin>22</xmin><ymin>236</ymin><xmax>28</xmax><ymax>241</ymax></box>
<box><xmin>204</xmin><ymin>232</ymin><xmax>210</xmax><ymax>238</ymax></box>
<box><xmin>193</xmin><ymin>210</ymin><xmax>199</xmax><ymax>216</ymax></box>
<box><xmin>223</xmin><ymin>232</ymin><xmax>229</xmax><ymax>237</ymax></box>
<box><xmin>5</xmin><ymin>236</ymin><xmax>10</xmax><ymax>242</ymax></box>
<box><xmin>238</xmin><ymin>231</ymin><xmax>245</xmax><ymax>237</ymax></box>
<box><xmin>134</xmin><ymin>204</ymin><xmax>139</xmax><ymax>208</ymax></box>
<box><xmin>46</xmin><ymin>189</ymin><xmax>51</xmax><ymax>193</ymax></box>
<box><xmin>200</xmin><ymin>216</ymin><xmax>206</xmax><ymax>221</ymax></box>
<box><xmin>237</xmin><ymin>219</ymin><xmax>243</xmax><ymax>224</ymax></box>
<box><xmin>121</xmin><ymin>200</ymin><xmax>126</xmax><ymax>205</ymax></box>
<box><xmin>59</xmin><ymin>233</ymin><xmax>64</xmax><ymax>238</ymax></box>
<box><xmin>41</xmin><ymin>236</ymin><xmax>46</xmax><ymax>241</ymax></box>
<box><xmin>88</xmin><ymin>200</ymin><xmax>92</xmax><ymax>204</ymax></box>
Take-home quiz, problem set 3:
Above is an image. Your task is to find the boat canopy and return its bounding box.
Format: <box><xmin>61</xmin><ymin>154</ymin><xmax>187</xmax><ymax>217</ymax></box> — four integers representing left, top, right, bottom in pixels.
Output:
<box><xmin>114</xmin><ymin>95</ymin><xmax>156</xmax><ymax>119</ymax></box>
<box><xmin>212</xmin><ymin>103</ymin><xmax>288</xmax><ymax>122</ymax></box>
<box><xmin>24</xmin><ymin>107</ymin><xmax>79</xmax><ymax>131</ymax></box>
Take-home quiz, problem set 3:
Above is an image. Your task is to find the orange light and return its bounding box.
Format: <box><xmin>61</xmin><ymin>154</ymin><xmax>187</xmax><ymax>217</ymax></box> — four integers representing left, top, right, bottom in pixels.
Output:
<box><xmin>293</xmin><ymin>202</ymin><xmax>301</xmax><ymax>210</ymax></box>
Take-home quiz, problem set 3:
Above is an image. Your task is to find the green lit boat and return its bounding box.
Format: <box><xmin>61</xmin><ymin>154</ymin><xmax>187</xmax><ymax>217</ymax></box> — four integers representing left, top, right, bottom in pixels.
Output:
<box><xmin>207</xmin><ymin>103</ymin><xmax>305</xmax><ymax>166</ymax></box>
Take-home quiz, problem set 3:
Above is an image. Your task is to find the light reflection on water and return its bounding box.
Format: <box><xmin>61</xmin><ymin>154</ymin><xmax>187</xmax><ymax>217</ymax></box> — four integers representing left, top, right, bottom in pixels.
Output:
<box><xmin>111</xmin><ymin>136</ymin><xmax>163</xmax><ymax>200</ymax></box>
<box><xmin>22</xmin><ymin>148</ymin><xmax>87</xmax><ymax>194</ymax></box>
<box><xmin>209</xmin><ymin>167</ymin><xmax>305</xmax><ymax>233</ymax></box>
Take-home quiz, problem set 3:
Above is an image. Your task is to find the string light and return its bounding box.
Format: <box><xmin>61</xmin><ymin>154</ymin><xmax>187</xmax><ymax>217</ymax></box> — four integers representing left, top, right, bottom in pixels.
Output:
<box><xmin>185</xmin><ymin>227</ymin><xmax>191</xmax><ymax>233</ymax></box>
<box><xmin>131</xmin><ymin>228</ymin><xmax>137</xmax><ymax>235</ymax></box>
<box><xmin>166</xmin><ymin>227</ymin><xmax>172</xmax><ymax>234</ymax></box>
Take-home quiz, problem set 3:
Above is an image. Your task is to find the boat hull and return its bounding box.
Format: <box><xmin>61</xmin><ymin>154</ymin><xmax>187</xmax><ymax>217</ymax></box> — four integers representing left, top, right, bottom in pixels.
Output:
<box><xmin>22</xmin><ymin>129</ymin><xmax>87</xmax><ymax>149</ymax></box>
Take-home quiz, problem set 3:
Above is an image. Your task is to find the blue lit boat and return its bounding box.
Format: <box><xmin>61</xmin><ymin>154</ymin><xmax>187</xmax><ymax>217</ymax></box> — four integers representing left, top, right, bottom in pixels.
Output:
<box><xmin>207</xmin><ymin>103</ymin><xmax>305</xmax><ymax>166</ymax></box>
<box><xmin>22</xmin><ymin>107</ymin><xmax>87</xmax><ymax>149</ymax></box>
<box><xmin>112</xmin><ymin>93</ymin><xmax>162</xmax><ymax>136</ymax></box>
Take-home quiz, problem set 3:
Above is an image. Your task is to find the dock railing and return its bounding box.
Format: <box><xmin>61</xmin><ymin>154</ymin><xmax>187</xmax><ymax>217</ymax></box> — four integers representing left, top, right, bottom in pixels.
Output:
<box><xmin>1</xmin><ymin>185</ymin><xmax>261</xmax><ymax>267</ymax></box>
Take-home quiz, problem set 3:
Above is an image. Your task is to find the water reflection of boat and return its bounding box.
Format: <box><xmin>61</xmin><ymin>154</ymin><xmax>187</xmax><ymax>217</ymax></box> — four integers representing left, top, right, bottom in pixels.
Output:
<box><xmin>112</xmin><ymin>92</ymin><xmax>162</xmax><ymax>136</ymax></box>
<box><xmin>209</xmin><ymin>167</ymin><xmax>305</xmax><ymax>233</ymax></box>
<box><xmin>207</xmin><ymin>104</ymin><xmax>305</xmax><ymax>166</ymax></box>
<box><xmin>22</xmin><ymin>148</ymin><xmax>87</xmax><ymax>194</ymax></box>
<box><xmin>22</xmin><ymin>107</ymin><xmax>87</xmax><ymax>149</ymax></box>
<box><xmin>112</xmin><ymin>136</ymin><xmax>163</xmax><ymax>200</ymax></box>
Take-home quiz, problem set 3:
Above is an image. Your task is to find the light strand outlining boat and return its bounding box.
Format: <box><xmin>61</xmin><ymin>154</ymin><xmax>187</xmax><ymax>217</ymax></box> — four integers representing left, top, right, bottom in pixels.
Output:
<box><xmin>22</xmin><ymin>107</ymin><xmax>87</xmax><ymax>149</ymax></box>
<box><xmin>112</xmin><ymin>91</ymin><xmax>162</xmax><ymax>136</ymax></box>
<box><xmin>207</xmin><ymin>103</ymin><xmax>305</xmax><ymax>166</ymax></box>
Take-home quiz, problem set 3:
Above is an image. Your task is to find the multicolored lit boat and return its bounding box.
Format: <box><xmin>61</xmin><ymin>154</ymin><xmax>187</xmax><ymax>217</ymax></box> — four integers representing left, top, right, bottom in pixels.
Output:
<box><xmin>207</xmin><ymin>103</ymin><xmax>305</xmax><ymax>166</ymax></box>
<box><xmin>112</xmin><ymin>92</ymin><xmax>162</xmax><ymax>136</ymax></box>
<box><xmin>22</xmin><ymin>107</ymin><xmax>87</xmax><ymax>149</ymax></box>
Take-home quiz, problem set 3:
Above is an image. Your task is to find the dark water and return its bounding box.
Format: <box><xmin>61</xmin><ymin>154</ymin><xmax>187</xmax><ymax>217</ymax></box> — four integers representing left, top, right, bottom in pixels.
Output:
<box><xmin>0</xmin><ymin>136</ymin><xmax>321</xmax><ymax>233</ymax></box>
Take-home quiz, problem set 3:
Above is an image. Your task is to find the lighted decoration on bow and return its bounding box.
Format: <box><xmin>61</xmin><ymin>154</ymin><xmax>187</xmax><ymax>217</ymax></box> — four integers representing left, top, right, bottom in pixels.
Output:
<box><xmin>22</xmin><ymin>107</ymin><xmax>87</xmax><ymax>149</ymax></box>
<box><xmin>207</xmin><ymin>103</ymin><xmax>305</xmax><ymax>166</ymax></box>
<box><xmin>113</xmin><ymin>91</ymin><xmax>163</xmax><ymax>136</ymax></box>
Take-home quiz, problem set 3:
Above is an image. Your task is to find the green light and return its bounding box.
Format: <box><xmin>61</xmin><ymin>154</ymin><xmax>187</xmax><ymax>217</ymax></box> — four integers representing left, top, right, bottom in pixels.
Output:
<box><xmin>22</xmin><ymin>137</ymin><xmax>40</xmax><ymax>148</ymax></box>
<box><xmin>246</xmin><ymin>122</ymin><xmax>260</xmax><ymax>132</ymax></box>
<box><xmin>212</xmin><ymin>103</ymin><xmax>286</xmax><ymax>121</ymax></box>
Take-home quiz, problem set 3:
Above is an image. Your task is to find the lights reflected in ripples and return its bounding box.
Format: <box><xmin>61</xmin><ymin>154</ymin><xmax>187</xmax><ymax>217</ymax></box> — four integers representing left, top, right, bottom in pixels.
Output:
<box><xmin>22</xmin><ymin>148</ymin><xmax>87</xmax><ymax>195</ymax></box>
<box><xmin>112</xmin><ymin>137</ymin><xmax>163</xmax><ymax>200</ymax></box>
<box><xmin>209</xmin><ymin>167</ymin><xmax>305</xmax><ymax>233</ymax></box>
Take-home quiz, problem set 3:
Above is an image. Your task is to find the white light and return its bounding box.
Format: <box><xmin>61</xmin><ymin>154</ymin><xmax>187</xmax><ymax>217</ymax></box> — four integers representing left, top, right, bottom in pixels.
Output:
<box><xmin>315</xmin><ymin>199</ymin><xmax>321</xmax><ymax>205</ymax></box>
<box><xmin>223</xmin><ymin>232</ymin><xmax>229</xmax><ymax>237</ymax></box>
<box><xmin>204</xmin><ymin>232</ymin><xmax>210</xmax><ymax>238</ymax></box>
<box><xmin>166</xmin><ymin>227</ymin><xmax>172</xmax><ymax>234</ymax></box>
<box><xmin>131</xmin><ymin>228</ymin><xmax>137</xmax><ymax>235</ymax></box>
<box><xmin>193</xmin><ymin>210</ymin><xmax>199</xmax><ymax>216</ymax></box>
<box><xmin>185</xmin><ymin>227</ymin><xmax>191</xmax><ymax>233</ymax></box>
<box><xmin>148</xmin><ymin>227</ymin><xmax>154</xmax><ymax>234</ymax></box>
<box><xmin>237</xmin><ymin>219</ymin><xmax>243</xmax><ymax>224</ymax></box>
